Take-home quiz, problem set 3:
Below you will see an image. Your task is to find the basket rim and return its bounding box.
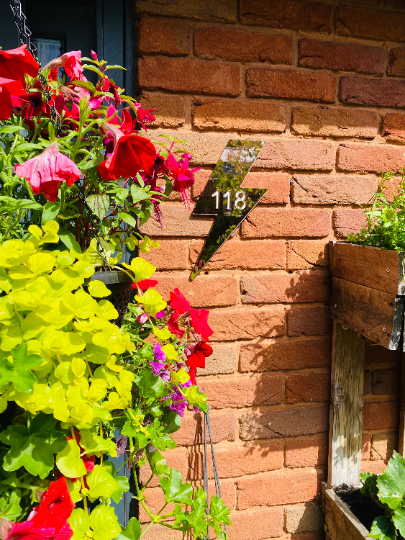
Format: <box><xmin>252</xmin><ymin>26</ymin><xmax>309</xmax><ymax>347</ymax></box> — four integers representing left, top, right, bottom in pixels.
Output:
<box><xmin>85</xmin><ymin>269</ymin><xmax>132</xmax><ymax>286</ymax></box>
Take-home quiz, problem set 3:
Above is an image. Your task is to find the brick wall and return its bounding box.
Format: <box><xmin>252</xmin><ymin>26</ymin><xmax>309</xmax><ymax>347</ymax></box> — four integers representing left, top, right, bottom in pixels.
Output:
<box><xmin>135</xmin><ymin>0</ymin><xmax>404</xmax><ymax>538</ymax></box>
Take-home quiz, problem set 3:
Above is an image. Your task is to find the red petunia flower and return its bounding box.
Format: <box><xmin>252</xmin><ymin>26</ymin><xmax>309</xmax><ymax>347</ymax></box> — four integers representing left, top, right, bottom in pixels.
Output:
<box><xmin>132</xmin><ymin>279</ymin><xmax>158</xmax><ymax>291</ymax></box>
<box><xmin>5</xmin><ymin>477</ymin><xmax>74</xmax><ymax>540</ymax></box>
<box><xmin>0</xmin><ymin>77</ymin><xmax>25</xmax><ymax>120</ymax></box>
<box><xmin>168</xmin><ymin>312</ymin><xmax>184</xmax><ymax>338</ymax></box>
<box><xmin>169</xmin><ymin>288</ymin><xmax>190</xmax><ymax>315</ymax></box>
<box><xmin>0</xmin><ymin>44</ymin><xmax>39</xmax><ymax>85</ymax></box>
<box><xmin>15</xmin><ymin>143</ymin><xmax>81</xmax><ymax>202</ymax></box>
<box><xmin>187</xmin><ymin>341</ymin><xmax>213</xmax><ymax>370</ymax></box>
<box><xmin>189</xmin><ymin>367</ymin><xmax>197</xmax><ymax>386</ymax></box>
<box><xmin>190</xmin><ymin>308</ymin><xmax>213</xmax><ymax>342</ymax></box>
<box><xmin>98</xmin><ymin>123</ymin><xmax>156</xmax><ymax>181</ymax></box>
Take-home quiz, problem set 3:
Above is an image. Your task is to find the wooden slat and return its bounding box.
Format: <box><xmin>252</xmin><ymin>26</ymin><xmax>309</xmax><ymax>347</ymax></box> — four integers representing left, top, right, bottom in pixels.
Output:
<box><xmin>330</xmin><ymin>277</ymin><xmax>404</xmax><ymax>350</ymax></box>
<box><xmin>332</xmin><ymin>243</ymin><xmax>405</xmax><ymax>295</ymax></box>
<box><xmin>399</xmin><ymin>350</ymin><xmax>405</xmax><ymax>455</ymax></box>
<box><xmin>324</xmin><ymin>489</ymin><xmax>371</xmax><ymax>540</ymax></box>
<box><xmin>328</xmin><ymin>322</ymin><xmax>366</xmax><ymax>488</ymax></box>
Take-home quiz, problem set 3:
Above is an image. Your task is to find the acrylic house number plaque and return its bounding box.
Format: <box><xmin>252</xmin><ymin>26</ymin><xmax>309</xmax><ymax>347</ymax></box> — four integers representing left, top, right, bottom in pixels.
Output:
<box><xmin>190</xmin><ymin>140</ymin><xmax>266</xmax><ymax>280</ymax></box>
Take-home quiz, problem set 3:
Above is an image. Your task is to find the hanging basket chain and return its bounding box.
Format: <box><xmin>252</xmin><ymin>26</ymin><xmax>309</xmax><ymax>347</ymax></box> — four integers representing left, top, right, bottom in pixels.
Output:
<box><xmin>9</xmin><ymin>0</ymin><xmax>111</xmax><ymax>270</ymax></box>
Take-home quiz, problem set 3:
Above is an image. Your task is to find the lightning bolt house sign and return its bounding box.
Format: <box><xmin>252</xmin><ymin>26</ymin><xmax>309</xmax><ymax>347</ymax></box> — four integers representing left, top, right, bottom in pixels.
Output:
<box><xmin>190</xmin><ymin>140</ymin><xmax>266</xmax><ymax>280</ymax></box>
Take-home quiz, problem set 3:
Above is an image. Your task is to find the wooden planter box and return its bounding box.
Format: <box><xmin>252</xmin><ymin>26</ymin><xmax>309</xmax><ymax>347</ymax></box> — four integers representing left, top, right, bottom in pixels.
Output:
<box><xmin>330</xmin><ymin>243</ymin><xmax>405</xmax><ymax>350</ymax></box>
<box><xmin>324</xmin><ymin>489</ymin><xmax>372</xmax><ymax>540</ymax></box>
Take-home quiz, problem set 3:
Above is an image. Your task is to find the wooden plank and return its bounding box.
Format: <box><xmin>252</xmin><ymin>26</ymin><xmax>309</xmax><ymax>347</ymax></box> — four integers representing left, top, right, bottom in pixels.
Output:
<box><xmin>330</xmin><ymin>277</ymin><xmax>404</xmax><ymax>350</ymax></box>
<box><xmin>324</xmin><ymin>489</ymin><xmax>371</xmax><ymax>540</ymax></box>
<box><xmin>399</xmin><ymin>349</ymin><xmax>405</xmax><ymax>455</ymax></box>
<box><xmin>328</xmin><ymin>322</ymin><xmax>365</xmax><ymax>488</ymax></box>
<box><xmin>333</xmin><ymin>243</ymin><xmax>405</xmax><ymax>296</ymax></box>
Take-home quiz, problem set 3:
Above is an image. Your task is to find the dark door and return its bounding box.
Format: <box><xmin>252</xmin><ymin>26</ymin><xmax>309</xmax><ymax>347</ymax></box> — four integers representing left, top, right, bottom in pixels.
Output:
<box><xmin>1</xmin><ymin>0</ymin><xmax>133</xmax><ymax>95</ymax></box>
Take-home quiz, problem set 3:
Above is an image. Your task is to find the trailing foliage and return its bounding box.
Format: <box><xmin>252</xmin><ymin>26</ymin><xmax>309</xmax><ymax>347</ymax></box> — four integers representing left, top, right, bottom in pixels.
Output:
<box><xmin>348</xmin><ymin>171</ymin><xmax>405</xmax><ymax>251</ymax></box>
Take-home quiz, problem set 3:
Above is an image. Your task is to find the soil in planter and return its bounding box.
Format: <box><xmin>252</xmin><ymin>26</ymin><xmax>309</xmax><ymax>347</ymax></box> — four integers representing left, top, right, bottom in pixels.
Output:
<box><xmin>336</xmin><ymin>486</ymin><xmax>405</xmax><ymax>539</ymax></box>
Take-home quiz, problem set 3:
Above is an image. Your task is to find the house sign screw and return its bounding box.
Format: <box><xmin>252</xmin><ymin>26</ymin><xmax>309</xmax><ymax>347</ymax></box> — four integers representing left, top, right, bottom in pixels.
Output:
<box><xmin>387</xmin><ymin>268</ymin><xmax>390</xmax><ymax>272</ymax></box>
<box><xmin>383</xmin><ymin>328</ymin><xmax>387</xmax><ymax>332</ymax></box>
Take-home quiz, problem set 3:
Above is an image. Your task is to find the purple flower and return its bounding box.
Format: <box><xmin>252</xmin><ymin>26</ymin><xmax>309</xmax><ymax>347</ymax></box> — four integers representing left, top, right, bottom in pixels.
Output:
<box><xmin>155</xmin><ymin>309</ymin><xmax>166</xmax><ymax>319</ymax></box>
<box><xmin>153</xmin><ymin>343</ymin><xmax>166</xmax><ymax>362</ymax></box>
<box><xmin>116</xmin><ymin>435</ymin><xmax>128</xmax><ymax>457</ymax></box>
<box><xmin>150</xmin><ymin>361</ymin><xmax>165</xmax><ymax>376</ymax></box>
<box><xmin>160</xmin><ymin>369</ymin><xmax>170</xmax><ymax>382</ymax></box>
<box><xmin>169</xmin><ymin>388</ymin><xmax>187</xmax><ymax>417</ymax></box>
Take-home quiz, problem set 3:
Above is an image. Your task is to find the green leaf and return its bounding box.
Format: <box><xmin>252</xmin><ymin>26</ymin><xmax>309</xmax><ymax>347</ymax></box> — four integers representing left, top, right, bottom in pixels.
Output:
<box><xmin>88</xmin><ymin>280</ymin><xmax>111</xmax><ymax>298</ymax></box>
<box><xmin>79</xmin><ymin>430</ymin><xmax>117</xmax><ymax>457</ymax></box>
<box><xmin>160</xmin><ymin>468</ymin><xmax>193</xmax><ymax>505</ymax></box>
<box><xmin>0</xmin><ymin>413</ymin><xmax>66</xmax><ymax>479</ymax></box>
<box><xmin>360</xmin><ymin>473</ymin><xmax>382</xmax><ymax>505</ymax></box>
<box><xmin>138</xmin><ymin>369</ymin><xmax>166</xmax><ymax>398</ymax></box>
<box><xmin>119</xmin><ymin>212</ymin><xmax>136</xmax><ymax>228</ymax></box>
<box><xmin>59</xmin><ymin>228</ymin><xmax>82</xmax><ymax>253</ymax></box>
<box><xmin>0</xmin><ymin>343</ymin><xmax>43</xmax><ymax>392</ymax></box>
<box><xmin>122</xmin><ymin>257</ymin><xmax>155</xmax><ymax>281</ymax></box>
<box><xmin>0</xmin><ymin>126</ymin><xmax>22</xmax><ymax>134</ymax></box>
<box><xmin>86</xmin><ymin>195</ymin><xmax>110</xmax><ymax>221</ymax></box>
<box><xmin>370</xmin><ymin>516</ymin><xmax>397</xmax><ymax>540</ymax></box>
<box><xmin>56</xmin><ymin>439</ymin><xmax>87</xmax><ymax>478</ymax></box>
<box><xmin>378</xmin><ymin>452</ymin><xmax>405</xmax><ymax>509</ymax></box>
<box><xmin>10</xmin><ymin>199</ymin><xmax>42</xmax><ymax>210</ymax></box>
<box><xmin>131</xmin><ymin>185</ymin><xmax>150</xmax><ymax>202</ymax></box>
<box><xmin>90</xmin><ymin>505</ymin><xmax>121</xmax><ymax>540</ymax></box>
<box><xmin>69</xmin><ymin>508</ymin><xmax>91</xmax><ymax>540</ymax></box>
<box><xmin>116</xmin><ymin>518</ymin><xmax>141</xmax><ymax>540</ymax></box>
<box><xmin>393</xmin><ymin>508</ymin><xmax>405</xmax><ymax>538</ymax></box>
<box><xmin>111</xmin><ymin>475</ymin><xmax>130</xmax><ymax>504</ymax></box>
<box><xmin>86</xmin><ymin>464</ymin><xmax>121</xmax><ymax>500</ymax></box>
<box><xmin>41</xmin><ymin>202</ymin><xmax>61</xmax><ymax>224</ymax></box>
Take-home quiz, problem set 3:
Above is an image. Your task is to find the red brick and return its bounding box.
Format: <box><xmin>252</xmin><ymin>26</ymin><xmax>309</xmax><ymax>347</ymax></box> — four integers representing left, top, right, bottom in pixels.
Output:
<box><xmin>172</xmin><ymin>411</ymin><xmax>238</xmax><ymax>446</ymax></box>
<box><xmin>287</xmin><ymin>307</ymin><xmax>331</xmax><ymax>337</ymax></box>
<box><xmin>292</xmin><ymin>174</ymin><xmax>378</xmax><ymax>205</ymax></box>
<box><xmin>203</xmin><ymin>373</ymin><xmax>285</xmax><ymax>409</ymax></box>
<box><xmin>192</xmin><ymin>97</ymin><xmax>287</xmax><ymax>133</ymax></box>
<box><xmin>154</xmin><ymin>274</ymin><xmax>238</xmax><ymax>308</ymax></box>
<box><xmin>190</xmin><ymin>238</ymin><xmax>286</xmax><ymax>271</ymax></box>
<box><xmin>136</xmin><ymin>0</ymin><xmax>237</xmax><ymax>22</ymax></box>
<box><xmin>371</xmin><ymin>432</ymin><xmax>397</xmax><ymax>461</ymax></box>
<box><xmin>363</xmin><ymin>401</ymin><xmax>399</xmax><ymax>429</ymax></box>
<box><xmin>340</xmin><ymin>76</ymin><xmax>405</xmax><ymax>108</ymax></box>
<box><xmin>209</xmin><ymin>307</ymin><xmax>286</xmax><ymax>341</ymax></box>
<box><xmin>240</xmin><ymin>338</ymin><xmax>331</xmax><ymax>372</ymax></box>
<box><xmin>382</xmin><ymin>113</ymin><xmax>405</xmax><ymax>143</ymax></box>
<box><xmin>366</xmin><ymin>344</ymin><xmax>401</xmax><ymax>366</ymax></box>
<box><xmin>138</xmin><ymin>18</ymin><xmax>190</xmax><ymax>56</ymax></box>
<box><xmin>141</xmin><ymin>240</ymin><xmax>188</xmax><ymax>270</ymax></box>
<box><xmin>298</xmin><ymin>39</ymin><xmax>385</xmax><ymax>74</ymax></box>
<box><xmin>361</xmin><ymin>460</ymin><xmax>387</xmax><ymax>475</ymax></box>
<box><xmin>240</xmin><ymin>406</ymin><xmax>329</xmax><ymax>440</ymax></box>
<box><xmin>385</xmin><ymin>0</ymin><xmax>405</xmax><ymax>7</ymax></box>
<box><xmin>237</xmin><ymin>469</ymin><xmax>320</xmax><ymax>509</ymax></box>
<box><xmin>138</xmin><ymin>93</ymin><xmax>185</xmax><ymax>128</ymax></box>
<box><xmin>256</xmin><ymin>139</ymin><xmax>335</xmax><ymax>171</ymax></box>
<box><xmin>195</xmin><ymin>28</ymin><xmax>292</xmax><ymax>64</ymax></box>
<box><xmin>372</xmin><ymin>369</ymin><xmax>400</xmax><ymax>396</ymax></box>
<box><xmin>239</xmin><ymin>0</ymin><xmax>332</xmax><ymax>32</ymax></box>
<box><xmin>228</xmin><ymin>507</ymin><xmax>284</xmax><ymax>540</ymax></box>
<box><xmin>336</xmin><ymin>5</ymin><xmax>405</xmax><ymax>42</ymax></box>
<box><xmin>285</xmin><ymin>435</ymin><xmax>328</xmax><ymax>468</ymax></box>
<box><xmin>286</xmin><ymin>372</ymin><xmax>330</xmax><ymax>403</ymax></box>
<box><xmin>141</xmin><ymin>524</ymin><xmax>182</xmax><ymax>540</ymax></box>
<box><xmin>189</xmin><ymin>442</ymin><xmax>284</xmax><ymax>480</ymax></box>
<box><xmin>363</xmin><ymin>433</ymin><xmax>372</xmax><ymax>460</ymax></box>
<box><xmin>138</xmin><ymin>56</ymin><xmax>240</xmax><ymax>96</ymax></box>
<box><xmin>388</xmin><ymin>48</ymin><xmax>405</xmax><ymax>77</ymax></box>
<box><xmin>241</xmin><ymin>172</ymin><xmax>290</xmax><ymax>204</ymax></box>
<box><xmin>139</xmin><ymin>447</ymin><xmax>188</xmax><ymax>488</ymax></box>
<box><xmin>287</xmin><ymin>241</ymin><xmax>329</xmax><ymax>270</ymax></box>
<box><xmin>242</xmin><ymin>208</ymin><xmax>331</xmax><ymax>239</ymax></box>
<box><xmin>201</xmin><ymin>344</ymin><xmax>237</xmax><ymax>376</ymax></box>
<box><xmin>246</xmin><ymin>68</ymin><xmax>336</xmax><ymax>103</ymax></box>
<box><xmin>364</xmin><ymin>370</ymin><xmax>372</xmax><ymax>396</ymax></box>
<box><xmin>333</xmin><ymin>208</ymin><xmax>367</xmax><ymax>238</ymax></box>
<box><xmin>337</xmin><ymin>143</ymin><xmax>405</xmax><ymax>173</ymax></box>
<box><xmin>286</xmin><ymin>504</ymin><xmax>324</xmax><ymax>533</ymax></box>
<box><xmin>292</xmin><ymin>106</ymin><xmax>378</xmax><ymax>138</ymax></box>
<box><xmin>140</xmin><ymin>204</ymin><xmax>213</xmax><ymax>237</ymax></box>
<box><xmin>191</xmin><ymin>168</ymin><xmax>212</xmax><ymax>199</ymax></box>
<box><xmin>241</xmin><ymin>271</ymin><xmax>330</xmax><ymax>304</ymax></box>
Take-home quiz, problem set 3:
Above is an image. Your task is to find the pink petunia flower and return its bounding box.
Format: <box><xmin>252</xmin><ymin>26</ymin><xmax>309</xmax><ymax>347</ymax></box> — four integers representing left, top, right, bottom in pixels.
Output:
<box><xmin>0</xmin><ymin>77</ymin><xmax>25</xmax><ymax>120</ymax></box>
<box><xmin>15</xmin><ymin>143</ymin><xmax>81</xmax><ymax>202</ymax></box>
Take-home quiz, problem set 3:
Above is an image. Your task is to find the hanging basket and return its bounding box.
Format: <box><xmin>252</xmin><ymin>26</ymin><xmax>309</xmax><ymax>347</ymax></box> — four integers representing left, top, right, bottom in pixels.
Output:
<box><xmin>86</xmin><ymin>270</ymin><xmax>132</xmax><ymax>326</ymax></box>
